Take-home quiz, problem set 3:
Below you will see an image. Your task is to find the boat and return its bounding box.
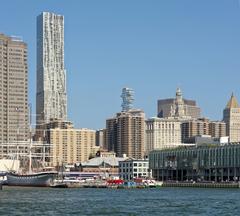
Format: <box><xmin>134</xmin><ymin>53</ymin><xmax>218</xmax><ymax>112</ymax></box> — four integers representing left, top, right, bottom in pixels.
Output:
<box><xmin>50</xmin><ymin>181</ymin><xmax>68</xmax><ymax>188</ymax></box>
<box><xmin>7</xmin><ymin>171</ymin><xmax>57</xmax><ymax>187</ymax></box>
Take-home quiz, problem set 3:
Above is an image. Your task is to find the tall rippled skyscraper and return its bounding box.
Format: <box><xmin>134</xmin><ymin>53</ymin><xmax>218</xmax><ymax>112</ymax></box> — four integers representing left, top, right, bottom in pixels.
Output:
<box><xmin>36</xmin><ymin>12</ymin><xmax>67</xmax><ymax>125</ymax></box>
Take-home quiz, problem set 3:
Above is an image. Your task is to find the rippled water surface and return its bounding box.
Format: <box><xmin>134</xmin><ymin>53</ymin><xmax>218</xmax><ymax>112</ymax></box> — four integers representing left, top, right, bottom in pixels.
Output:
<box><xmin>1</xmin><ymin>187</ymin><xmax>240</xmax><ymax>215</ymax></box>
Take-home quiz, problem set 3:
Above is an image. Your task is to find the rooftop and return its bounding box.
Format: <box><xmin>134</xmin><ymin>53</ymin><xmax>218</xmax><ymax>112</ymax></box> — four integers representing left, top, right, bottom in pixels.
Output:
<box><xmin>226</xmin><ymin>93</ymin><xmax>239</xmax><ymax>109</ymax></box>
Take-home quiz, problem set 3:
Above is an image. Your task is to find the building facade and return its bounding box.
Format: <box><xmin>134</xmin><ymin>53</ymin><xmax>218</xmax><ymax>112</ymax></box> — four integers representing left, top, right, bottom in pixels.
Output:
<box><xmin>145</xmin><ymin>117</ymin><xmax>181</xmax><ymax>155</ymax></box>
<box><xmin>119</xmin><ymin>159</ymin><xmax>149</xmax><ymax>180</ymax></box>
<box><xmin>181</xmin><ymin>118</ymin><xmax>226</xmax><ymax>143</ymax></box>
<box><xmin>96</xmin><ymin>129</ymin><xmax>106</xmax><ymax>148</ymax></box>
<box><xmin>50</xmin><ymin>128</ymin><xmax>96</xmax><ymax>166</ymax></box>
<box><xmin>149</xmin><ymin>144</ymin><xmax>240</xmax><ymax>182</ymax></box>
<box><xmin>223</xmin><ymin>94</ymin><xmax>240</xmax><ymax>143</ymax></box>
<box><xmin>121</xmin><ymin>87</ymin><xmax>134</xmax><ymax>112</ymax></box>
<box><xmin>157</xmin><ymin>88</ymin><xmax>201</xmax><ymax>119</ymax></box>
<box><xmin>181</xmin><ymin>118</ymin><xmax>210</xmax><ymax>143</ymax></box>
<box><xmin>36</xmin><ymin>12</ymin><xmax>67</xmax><ymax>125</ymax></box>
<box><xmin>0</xmin><ymin>34</ymin><xmax>29</xmax><ymax>157</ymax></box>
<box><xmin>106</xmin><ymin>118</ymin><xmax>117</xmax><ymax>152</ymax></box>
<box><xmin>80</xmin><ymin>153</ymin><xmax>127</xmax><ymax>176</ymax></box>
<box><xmin>209</xmin><ymin>121</ymin><xmax>226</xmax><ymax>138</ymax></box>
<box><xmin>34</xmin><ymin>118</ymin><xmax>73</xmax><ymax>142</ymax></box>
<box><xmin>106</xmin><ymin>110</ymin><xmax>145</xmax><ymax>159</ymax></box>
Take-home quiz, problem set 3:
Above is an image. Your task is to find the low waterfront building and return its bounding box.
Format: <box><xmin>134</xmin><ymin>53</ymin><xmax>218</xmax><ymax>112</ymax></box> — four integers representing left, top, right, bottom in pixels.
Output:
<box><xmin>79</xmin><ymin>155</ymin><xmax>127</xmax><ymax>177</ymax></box>
<box><xmin>119</xmin><ymin>159</ymin><xmax>150</xmax><ymax>181</ymax></box>
<box><xmin>149</xmin><ymin>144</ymin><xmax>240</xmax><ymax>182</ymax></box>
<box><xmin>189</xmin><ymin>135</ymin><xmax>229</xmax><ymax>145</ymax></box>
<box><xmin>95</xmin><ymin>150</ymin><xmax>116</xmax><ymax>158</ymax></box>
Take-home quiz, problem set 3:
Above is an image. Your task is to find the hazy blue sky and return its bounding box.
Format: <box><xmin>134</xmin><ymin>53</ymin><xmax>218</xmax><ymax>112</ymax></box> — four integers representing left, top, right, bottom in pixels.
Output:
<box><xmin>1</xmin><ymin>0</ymin><xmax>240</xmax><ymax>129</ymax></box>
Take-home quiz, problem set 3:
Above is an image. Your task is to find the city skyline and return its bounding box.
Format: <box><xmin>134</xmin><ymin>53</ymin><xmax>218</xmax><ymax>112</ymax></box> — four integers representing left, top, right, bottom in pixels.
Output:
<box><xmin>1</xmin><ymin>1</ymin><xmax>240</xmax><ymax>129</ymax></box>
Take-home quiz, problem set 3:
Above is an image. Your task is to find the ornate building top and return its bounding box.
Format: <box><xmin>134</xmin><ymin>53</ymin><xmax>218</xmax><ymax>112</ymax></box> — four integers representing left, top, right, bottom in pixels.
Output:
<box><xmin>226</xmin><ymin>93</ymin><xmax>239</xmax><ymax>109</ymax></box>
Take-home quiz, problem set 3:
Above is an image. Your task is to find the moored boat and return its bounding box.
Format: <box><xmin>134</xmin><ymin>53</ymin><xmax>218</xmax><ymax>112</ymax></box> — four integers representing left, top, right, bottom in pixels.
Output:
<box><xmin>7</xmin><ymin>171</ymin><xmax>57</xmax><ymax>187</ymax></box>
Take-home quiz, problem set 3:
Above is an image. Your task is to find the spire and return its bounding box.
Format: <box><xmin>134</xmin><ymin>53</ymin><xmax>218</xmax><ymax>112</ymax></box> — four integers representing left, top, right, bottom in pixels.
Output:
<box><xmin>226</xmin><ymin>93</ymin><xmax>239</xmax><ymax>109</ymax></box>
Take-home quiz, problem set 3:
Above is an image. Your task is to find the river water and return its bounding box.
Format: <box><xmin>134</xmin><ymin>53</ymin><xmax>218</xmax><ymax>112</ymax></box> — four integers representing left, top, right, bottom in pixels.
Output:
<box><xmin>0</xmin><ymin>187</ymin><xmax>240</xmax><ymax>215</ymax></box>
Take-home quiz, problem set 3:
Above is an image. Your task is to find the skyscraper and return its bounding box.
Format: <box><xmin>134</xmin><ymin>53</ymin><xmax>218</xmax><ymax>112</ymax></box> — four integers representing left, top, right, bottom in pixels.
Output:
<box><xmin>106</xmin><ymin>110</ymin><xmax>145</xmax><ymax>159</ymax></box>
<box><xmin>145</xmin><ymin>117</ymin><xmax>182</xmax><ymax>154</ymax></box>
<box><xmin>121</xmin><ymin>87</ymin><xmax>134</xmax><ymax>112</ymax></box>
<box><xmin>0</xmin><ymin>33</ymin><xmax>29</xmax><ymax>157</ymax></box>
<box><xmin>36</xmin><ymin>12</ymin><xmax>67</xmax><ymax>125</ymax></box>
<box><xmin>223</xmin><ymin>93</ymin><xmax>240</xmax><ymax>143</ymax></box>
<box><xmin>106</xmin><ymin>88</ymin><xmax>145</xmax><ymax>159</ymax></box>
<box><xmin>157</xmin><ymin>88</ymin><xmax>201</xmax><ymax>119</ymax></box>
<box><xmin>116</xmin><ymin>110</ymin><xmax>145</xmax><ymax>159</ymax></box>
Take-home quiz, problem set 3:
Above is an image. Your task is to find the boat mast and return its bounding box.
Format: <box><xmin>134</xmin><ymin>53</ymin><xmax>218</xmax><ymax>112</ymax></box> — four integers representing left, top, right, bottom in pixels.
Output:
<box><xmin>16</xmin><ymin>107</ymin><xmax>20</xmax><ymax>161</ymax></box>
<box><xmin>28</xmin><ymin>104</ymin><xmax>32</xmax><ymax>174</ymax></box>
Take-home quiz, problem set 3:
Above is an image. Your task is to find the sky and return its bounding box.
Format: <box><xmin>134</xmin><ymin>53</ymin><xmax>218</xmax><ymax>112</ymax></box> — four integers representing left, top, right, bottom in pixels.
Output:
<box><xmin>1</xmin><ymin>0</ymin><xmax>240</xmax><ymax>129</ymax></box>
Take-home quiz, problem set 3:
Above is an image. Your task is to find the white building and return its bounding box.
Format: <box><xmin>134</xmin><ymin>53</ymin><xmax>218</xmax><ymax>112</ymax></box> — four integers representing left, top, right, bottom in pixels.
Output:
<box><xmin>119</xmin><ymin>159</ymin><xmax>149</xmax><ymax>180</ymax></box>
<box><xmin>145</xmin><ymin>117</ymin><xmax>182</xmax><ymax>155</ymax></box>
<box><xmin>36</xmin><ymin>12</ymin><xmax>67</xmax><ymax>125</ymax></box>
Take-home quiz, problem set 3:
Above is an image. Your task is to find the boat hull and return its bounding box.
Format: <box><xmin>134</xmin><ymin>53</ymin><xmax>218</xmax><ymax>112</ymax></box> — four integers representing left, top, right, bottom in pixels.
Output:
<box><xmin>7</xmin><ymin>172</ymin><xmax>57</xmax><ymax>187</ymax></box>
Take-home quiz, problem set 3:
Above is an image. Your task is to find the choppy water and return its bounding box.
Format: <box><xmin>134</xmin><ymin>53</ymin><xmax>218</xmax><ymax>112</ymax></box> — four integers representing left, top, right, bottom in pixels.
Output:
<box><xmin>0</xmin><ymin>187</ymin><xmax>240</xmax><ymax>215</ymax></box>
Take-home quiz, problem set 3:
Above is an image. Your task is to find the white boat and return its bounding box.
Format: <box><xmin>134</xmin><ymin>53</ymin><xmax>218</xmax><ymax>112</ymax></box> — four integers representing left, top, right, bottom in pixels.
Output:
<box><xmin>7</xmin><ymin>171</ymin><xmax>57</xmax><ymax>187</ymax></box>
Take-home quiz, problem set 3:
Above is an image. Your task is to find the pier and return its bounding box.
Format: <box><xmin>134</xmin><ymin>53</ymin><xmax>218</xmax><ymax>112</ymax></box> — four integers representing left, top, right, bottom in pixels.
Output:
<box><xmin>162</xmin><ymin>181</ymin><xmax>240</xmax><ymax>188</ymax></box>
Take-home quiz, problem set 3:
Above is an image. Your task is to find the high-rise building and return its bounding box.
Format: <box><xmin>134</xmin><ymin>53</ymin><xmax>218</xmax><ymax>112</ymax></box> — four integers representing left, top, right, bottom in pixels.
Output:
<box><xmin>0</xmin><ymin>34</ymin><xmax>29</xmax><ymax>157</ymax></box>
<box><xmin>36</xmin><ymin>12</ymin><xmax>67</xmax><ymax>125</ymax></box>
<box><xmin>223</xmin><ymin>93</ymin><xmax>240</xmax><ymax>143</ymax></box>
<box><xmin>116</xmin><ymin>110</ymin><xmax>145</xmax><ymax>159</ymax></box>
<box><xmin>96</xmin><ymin>129</ymin><xmax>106</xmax><ymax>148</ymax></box>
<box><xmin>209</xmin><ymin>121</ymin><xmax>226</xmax><ymax>138</ymax></box>
<box><xmin>145</xmin><ymin>117</ymin><xmax>182</xmax><ymax>154</ymax></box>
<box><xmin>34</xmin><ymin>118</ymin><xmax>74</xmax><ymax>142</ymax></box>
<box><xmin>106</xmin><ymin>88</ymin><xmax>145</xmax><ymax>159</ymax></box>
<box><xmin>157</xmin><ymin>88</ymin><xmax>201</xmax><ymax>119</ymax></box>
<box><xmin>121</xmin><ymin>87</ymin><xmax>134</xmax><ymax>112</ymax></box>
<box><xmin>106</xmin><ymin>118</ymin><xmax>118</xmax><ymax>152</ymax></box>
<box><xmin>106</xmin><ymin>110</ymin><xmax>145</xmax><ymax>159</ymax></box>
<box><xmin>181</xmin><ymin>118</ymin><xmax>209</xmax><ymax>143</ymax></box>
<box><xmin>181</xmin><ymin>118</ymin><xmax>227</xmax><ymax>143</ymax></box>
<box><xmin>50</xmin><ymin>128</ymin><xmax>96</xmax><ymax>166</ymax></box>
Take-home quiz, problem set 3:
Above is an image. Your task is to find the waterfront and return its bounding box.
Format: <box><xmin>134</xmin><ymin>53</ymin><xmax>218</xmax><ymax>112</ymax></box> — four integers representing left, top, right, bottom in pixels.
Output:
<box><xmin>1</xmin><ymin>187</ymin><xmax>240</xmax><ymax>215</ymax></box>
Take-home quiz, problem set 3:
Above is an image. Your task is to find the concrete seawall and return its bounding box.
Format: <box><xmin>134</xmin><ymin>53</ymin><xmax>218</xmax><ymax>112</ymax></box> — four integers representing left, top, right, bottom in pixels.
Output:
<box><xmin>162</xmin><ymin>182</ymin><xmax>240</xmax><ymax>188</ymax></box>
